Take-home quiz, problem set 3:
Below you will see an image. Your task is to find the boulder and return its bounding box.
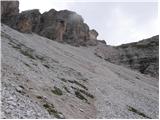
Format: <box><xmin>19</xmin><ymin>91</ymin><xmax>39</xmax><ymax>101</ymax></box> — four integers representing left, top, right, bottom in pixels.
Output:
<box><xmin>16</xmin><ymin>9</ymin><xmax>41</xmax><ymax>33</ymax></box>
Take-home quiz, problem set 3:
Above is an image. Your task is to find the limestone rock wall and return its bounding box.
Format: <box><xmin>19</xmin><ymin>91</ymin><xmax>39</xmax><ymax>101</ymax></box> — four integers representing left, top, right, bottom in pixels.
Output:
<box><xmin>1</xmin><ymin>1</ymin><xmax>19</xmax><ymax>28</ymax></box>
<box><xmin>1</xmin><ymin>1</ymin><xmax>100</xmax><ymax>46</ymax></box>
<box><xmin>95</xmin><ymin>35</ymin><xmax>159</xmax><ymax>78</ymax></box>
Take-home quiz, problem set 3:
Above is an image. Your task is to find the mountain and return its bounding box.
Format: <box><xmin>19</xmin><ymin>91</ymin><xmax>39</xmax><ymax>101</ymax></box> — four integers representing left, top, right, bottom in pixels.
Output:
<box><xmin>1</xmin><ymin>1</ymin><xmax>159</xmax><ymax>119</ymax></box>
<box><xmin>95</xmin><ymin>35</ymin><xmax>159</xmax><ymax>78</ymax></box>
<box><xmin>1</xmin><ymin>1</ymin><xmax>102</xmax><ymax>47</ymax></box>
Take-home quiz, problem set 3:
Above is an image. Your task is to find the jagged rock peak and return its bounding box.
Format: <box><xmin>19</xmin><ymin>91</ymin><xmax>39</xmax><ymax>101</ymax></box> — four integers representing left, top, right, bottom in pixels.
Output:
<box><xmin>1</xmin><ymin>1</ymin><xmax>105</xmax><ymax>47</ymax></box>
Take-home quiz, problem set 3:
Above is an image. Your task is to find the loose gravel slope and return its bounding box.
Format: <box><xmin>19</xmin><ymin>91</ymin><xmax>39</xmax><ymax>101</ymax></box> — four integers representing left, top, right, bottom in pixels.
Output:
<box><xmin>1</xmin><ymin>24</ymin><xmax>159</xmax><ymax>119</ymax></box>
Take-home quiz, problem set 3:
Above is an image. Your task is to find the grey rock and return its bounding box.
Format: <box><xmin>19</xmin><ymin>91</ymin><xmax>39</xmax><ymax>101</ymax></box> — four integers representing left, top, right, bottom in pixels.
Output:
<box><xmin>87</xmin><ymin>29</ymin><xmax>99</xmax><ymax>46</ymax></box>
<box><xmin>1</xmin><ymin>1</ymin><xmax>19</xmax><ymax>28</ymax></box>
<box><xmin>1</xmin><ymin>1</ymin><xmax>19</xmax><ymax>18</ymax></box>
<box><xmin>1</xmin><ymin>2</ymin><xmax>99</xmax><ymax>46</ymax></box>
<box><xmin>16</xmin><ymin>9</ymin><xmax>41</xmax><ymax>33</ymax></box>
<box><xmin>40</xmin><ymin>9</ymin><xmax>91</xmax><ymax>46</ymax></box>
<box><xmin>95</xmin><ymin>35</ymin><xmax>159</xmax><ymax>78</ymax></box>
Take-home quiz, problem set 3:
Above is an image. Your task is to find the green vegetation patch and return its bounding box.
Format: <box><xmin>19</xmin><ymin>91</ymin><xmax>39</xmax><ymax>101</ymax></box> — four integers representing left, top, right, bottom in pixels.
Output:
<box><xmin>72</xmin><ymin>86</ymin><xmax>94</xmax><ymax>99</ymax></box>
<box><xmin>36</xmin><ymin>96</ymin><xmax>43</xmax><ymax>99</ymax></box>
<box><xmin>9</xmin><ymin>40</ymin><xmax>36</xmax><ymax>59</ymax></box>
<box><xmin>75</xmin><ymin>90</ymin><xmax>87</xmax><ymax>102</ymax></box>
<box><xmin>43</xmin><ymin>103</ymin><xmax>64</xmax><ymax>118</ymax></box>
<box><xmin>94</xmin><ymin>53</ymin><xmax>103</xmax><ymax>59</ymax></box>
<box><xmin>127</xmin><ymin>106</ymin><xmax>151</xmax><ymax>119</ymax></box>
<box><xmin>68</xmin><ymin>80</ymin><xmax>88</xmax><ymax>90</ymax></box>
<box><xmin>23</xmin><ymin>62</ymin><xmax>32</xmax><ymax>68</ymax></box>
<box><xmin>63</xmin><ymin>86</ymin><xmax>70</xmax><ymax>93</ymax></box>
<box><xmin>60</xmin><ymin>78</ymin><xmax>68</xmax><ymax>82</ymax></box>
<box><xmin>78</xmin><ymin>89</ymin><xmax>94</xmax><ymax>99</ymax></box>
<box><xmin>43</xmin><ymin>64</ymin><xmax>50</xmax><ymax>69</ymax></box>
<box><xmin>20</xmin><ymin>49</ymin><xmax>36</xmax><ymax>59</ymax></box>
<box><xmin>51</xmin><ymin>87</ymin><xmax>63</xmax><ymax>96</ymax></box>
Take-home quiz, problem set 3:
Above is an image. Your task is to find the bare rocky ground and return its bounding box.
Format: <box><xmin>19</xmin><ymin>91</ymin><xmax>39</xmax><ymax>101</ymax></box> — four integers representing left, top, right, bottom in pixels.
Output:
<box><xmin>1</xmin><ymin>24</ymin><xmax>159</xmax><ymax>119</ymax></box>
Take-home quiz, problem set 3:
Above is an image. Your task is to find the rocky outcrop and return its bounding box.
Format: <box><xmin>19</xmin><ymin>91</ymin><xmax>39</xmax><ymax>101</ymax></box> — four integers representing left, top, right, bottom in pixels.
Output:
<box><xmin>38</xmin><ymin>9</ymin><xmax>67</xmax><ymax>42</ymax></box>
<box><xmin>1</xmin><ymin>1</ymin><xmax>100</xmax><ymax>46</ymax></box>
<box><xmin>16</xmin><ymin>9</ymin><xmax>41</xmax><ymax>33</ymax></box>
<box><xmin>1</xmin><ymin>1</ymin><xmax>19</xmax><ymax>18</ymax></box>
<box><xmin>39</xmin><ymin>9</ymin><xmax>91</xmax><ymax>46</ymax></box>
<box><xmin>89</xmin><ymin>29</ymin><xmax>98</xmax><ymax>40</ymax></box>
<box><xmin>95</xmin><ymin>35</ymin><xmax>159</xmax><ymax>78</ymax></box>
<box><xmin>1</xmin><ymin>1</ymin><xmax>19</xmax><ymax>28</ymax></box>
<box><xmin>86</xmin><ymin>29</ymin><xmax>99</xmax><ymax>46</ymax></box>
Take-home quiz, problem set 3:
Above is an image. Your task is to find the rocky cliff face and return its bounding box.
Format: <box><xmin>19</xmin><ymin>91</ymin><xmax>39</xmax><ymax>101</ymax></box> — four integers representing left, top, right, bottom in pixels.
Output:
<box><xmin>95</xmin><ymin>35</ymin><xmax>159</xmax><ymax>78</ymax></box>
<box><xmin>38</xmin><ymin>9</ymin><xmax>91</xmax><ymax>46</ymax></box>
<box><xmin>1</xmin><ymin>1</ymin><xmax>19</xmax><ymax>17</ymax></box>
<box><xmin>1</xmin><ymin>1</ymin><xmax>19</xmax><ymax>28</ymax></box>
<box><xmin>16</xmin><ymin>9</ymin><xmax>41</xmax><ymax>33</ymax></box>
<box><xmin>1</xmin><ymin>1</ymin><xmax>100</xmax><ymax>46</ymax></box>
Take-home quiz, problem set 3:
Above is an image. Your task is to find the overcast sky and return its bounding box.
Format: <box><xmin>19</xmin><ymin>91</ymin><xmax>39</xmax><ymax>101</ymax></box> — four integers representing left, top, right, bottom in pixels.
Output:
<box><xmin>19</xmin><ymin>0</ymin><xmax>158</xmax><ymax>45</ymax></box>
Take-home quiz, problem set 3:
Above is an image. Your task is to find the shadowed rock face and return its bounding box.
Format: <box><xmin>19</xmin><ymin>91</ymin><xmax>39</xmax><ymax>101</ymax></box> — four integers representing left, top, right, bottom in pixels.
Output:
<box><xmin>17</xmin><ymin>9</ymin><xmax>41</xmax><ymax>33</ymax></box>
<box><xmin>1</xmin><ymin>1</ymin><xmax>19</xmax><ymax>28</ymax></box>
<box><xmin>39</xmin><ymin>9</ymin><xmax>91</xmax><ymax>46</ymax></box>
<box><xmin>1</xmin><ymin>1</ymin><xmax>19</xmax><ymax>18</ymax></box>
<box><xmin>95</xmin><ymin>35</ymin><xmax>159</xmax><ymax>78</ymax></box>
<box><xmin>117</xmin><ymin>35</ymin><xmax>159</xmax><ymax>78</ymax></box>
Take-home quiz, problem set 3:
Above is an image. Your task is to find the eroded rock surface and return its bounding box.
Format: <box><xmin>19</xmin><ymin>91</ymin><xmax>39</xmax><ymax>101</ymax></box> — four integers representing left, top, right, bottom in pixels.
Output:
<box><xmin>95</xmin><ymin>35</ymin><xmax>159</xmax><ymax>78</ymax></box>
<box><xmin>16</xmin><ymin>9</ymin><xmax>41</xmax><ymax>33</ymax></box>
<box><xmin>1</xmin><ymin>1</ymin><xmax>19</xmax><ymax>28</ymax></box>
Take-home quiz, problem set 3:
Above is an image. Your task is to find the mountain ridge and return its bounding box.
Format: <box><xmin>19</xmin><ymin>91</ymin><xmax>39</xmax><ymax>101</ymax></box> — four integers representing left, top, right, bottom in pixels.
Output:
<box><xmin>1</xmin><ymin>1</ymin><xmax>159</xmax><ymax>119</ymax></box>
<box><xmin>1</xmin><ymin>1</ymin><xmax>102</xmax><ymax>46</ymax></box>
<box><xmin>95</xmin><ymin>35</ymin><xmax>159</xmax><ymax>78</ymax></box>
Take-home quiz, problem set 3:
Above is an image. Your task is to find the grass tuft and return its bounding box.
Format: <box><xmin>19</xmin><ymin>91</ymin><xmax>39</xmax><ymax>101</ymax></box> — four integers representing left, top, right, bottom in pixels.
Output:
<box><xmin>60</xmin><ymin>78</ymin><xmax>68</xmax><ymax>82</ymax></box>
<box><xmin>68</xmin><ymin>80</ymin><xmax>88</xmax><ymax>90</ymax></box>
<box><xmin>63</xmin><ymin>86</ymin><xmax>70</xmax><ymax>93</ymax></box>
<box><xmin>36</xmin><ymin>96</ymin><xmax>43</xmax><ymax>99</ymax></box>
<box><xmin>75</xmin><ymin>90</ymin><xmax>87</xmax><ymax>101</ymax></box>
<box><xmin>72</xmin><ymin>86</ymin><xmax>94</xmax><ymax>99</ymax></box>
<box><xmin>127</xmin><ymin>106</ymin><xmax>151</xmax><ymax>119</ymax></box>
<box><xmin>51</xmin><ymin>87</ymin><xmax>63</xmax><ymax>96</ymax></box>
<box><xmin>43</xmin><ymin>103</ymin><xmax>64</xmax><ymax>118</ymax></box>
